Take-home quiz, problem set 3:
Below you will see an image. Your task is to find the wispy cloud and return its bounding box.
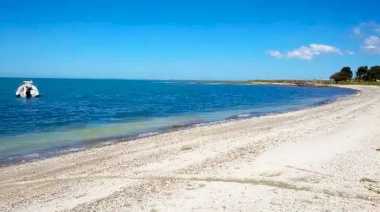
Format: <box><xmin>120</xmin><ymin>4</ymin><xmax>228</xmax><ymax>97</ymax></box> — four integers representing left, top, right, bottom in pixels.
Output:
<box><xmin>353</xmin><ymin>22</ymin><xmax>380</xmax><ymax>54</ymax></box>
<box><xmin>375</xmin><ymin>26</ymin><xmax>380</xmax><ymax>35</ymax></box>
<box><xmin>353</xmin><ymin>22</ymin><xmax>380</xmax><ymax>36</ymax></box>
<box><xmin>267</xmin><ymin>44</ymin><xmax>346</xmax><ymax>60</ymax></box>
<box><xmin>266</xmin><ymin>50</ymin><xmax>284</xmax><ymax>59</ymax></box>
<box><xmin>352</xmin><ymin>27</ymin><xmax>361</xmax><ymax>35</ymax></box>
<box><xmin>345</xmin><ymin>50</ymin><xmax>355</xmax><ymax>55</ymax></box>
<box><xmin>363</xmin><ymin>35</ymin><xmax>380</xmax><ymax>53</ymax></box>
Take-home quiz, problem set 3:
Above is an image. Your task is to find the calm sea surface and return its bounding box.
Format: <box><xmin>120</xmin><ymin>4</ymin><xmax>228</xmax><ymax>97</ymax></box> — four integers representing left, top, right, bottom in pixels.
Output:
<box><xmin>0</xmin><ymin>78</ymin><xmax>355</xmax><ymax>164</ymax></box>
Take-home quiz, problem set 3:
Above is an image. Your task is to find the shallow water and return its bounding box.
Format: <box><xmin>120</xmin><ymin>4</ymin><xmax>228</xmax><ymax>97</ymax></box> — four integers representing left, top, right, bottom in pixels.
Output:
<box><xmin>0</xmin><ymin>78</ymin><xmax>355</xmax><ymax>164</ymax></box>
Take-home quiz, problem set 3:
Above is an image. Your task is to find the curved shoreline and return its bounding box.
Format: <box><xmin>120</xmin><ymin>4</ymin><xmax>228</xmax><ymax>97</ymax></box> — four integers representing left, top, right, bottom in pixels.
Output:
<box><xmin>0</xmin><ymin>86</ymin><xmax>356</xmax><ymax>167</ymax></box>
<box><xmin>2</xmin><ymin>85</ymin><xmax>380</xmax><ymax>211</ymax></box>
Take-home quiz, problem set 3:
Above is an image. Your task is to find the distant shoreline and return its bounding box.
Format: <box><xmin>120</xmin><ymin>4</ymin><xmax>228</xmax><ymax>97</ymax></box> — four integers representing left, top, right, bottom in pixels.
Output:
<box><xmin>198</xmin><ymin>79</ymin><xmax>380</xmax><ymax>87</ymax></box>
<box><xmin>198</xmin><ymin>80</ymin><xmax>332</xmax><ymax>87</ymax></box>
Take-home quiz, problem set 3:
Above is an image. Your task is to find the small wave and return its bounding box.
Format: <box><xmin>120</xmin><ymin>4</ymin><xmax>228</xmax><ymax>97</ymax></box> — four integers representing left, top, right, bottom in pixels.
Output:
<box><xmin>60</xmin><ymin>147</ymin><xmax>82</xmax><ymax>154</ymax></box>
<box><xmin>137</xmin><ymin>132</ymin><xmax>159</xmax><ymax>138</ymax></box>
<box><xmin>237</xmin><ymin>114</ymin><xmax>250</xmax><ymax>118</ymax></box>
<box><xmin>193</xmin><ymin>119</ymin><xmax>227</xmax><ymax>127</ymax></box>
<box><xmin>25</xmin><ymin>153</ymin><xmax>40</xmax><ymax>158</ymax></box>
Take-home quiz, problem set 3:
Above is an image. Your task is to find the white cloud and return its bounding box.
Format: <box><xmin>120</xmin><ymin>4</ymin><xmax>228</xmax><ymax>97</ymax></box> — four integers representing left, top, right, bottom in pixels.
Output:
<box><xmin>345</xmin><ymin>50</ymin><xmax>355</xmax><ymax>55</ymax></box>
<box><xmin>310</xmin><ymin>44</ymin><xmax>342</xmax><ymax>54</ymax></box>
<box><xmin>363</xmin><ymin>35</ymin><xmax>380</xmax><ymax>53</ymax></box>
<box><xmin>286</xmin><ymin>46</ymin><xmax>318</xmax><ymax>60</ymax></box>
<box><xmin>267</xmin><ymin>44</ymin><xmax>344</xmax><ymax>60</ymax></box>
<box><xmin>266</xmin><ymin>50</ymin><xmax>284</xmax><ymax>58</ymax></box>
<box><xmin>351</xmin><ymin>22</ymin><xmax>380</xmax><ymax>54</ymax></box>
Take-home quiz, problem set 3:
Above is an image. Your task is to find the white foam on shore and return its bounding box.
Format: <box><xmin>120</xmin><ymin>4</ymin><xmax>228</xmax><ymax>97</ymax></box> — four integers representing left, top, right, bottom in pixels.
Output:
<box><xmin>137</xmin><ymin>132</ymin><xmax>160</xmax><ymax>138</ymax></box>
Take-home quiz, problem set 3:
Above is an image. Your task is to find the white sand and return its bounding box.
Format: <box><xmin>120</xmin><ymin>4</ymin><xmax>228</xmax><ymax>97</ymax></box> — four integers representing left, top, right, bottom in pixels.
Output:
<box><xmin>1</xmin><ymin>85</ymin><xmax>380</xmax><ymax>212</ymax></box>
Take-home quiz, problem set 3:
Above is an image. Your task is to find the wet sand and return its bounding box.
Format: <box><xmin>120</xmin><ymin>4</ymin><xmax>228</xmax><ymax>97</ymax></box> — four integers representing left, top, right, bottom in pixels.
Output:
<box><xmin>0</xmin><ymin>85</ymin><xmax>379</xmax><ymax>211</ymax></box>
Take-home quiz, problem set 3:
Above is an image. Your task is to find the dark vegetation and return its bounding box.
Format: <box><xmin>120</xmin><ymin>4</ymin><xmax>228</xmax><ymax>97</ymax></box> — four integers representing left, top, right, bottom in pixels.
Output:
<box><xmin>330</xmin><ymin>66</ymin><xmax>380</xmax><ymax>84</ymax></box>
<box><xmin>199</xmin><ymin>65</ymin><xmax>380</xmax><ymax>87</ymax></box>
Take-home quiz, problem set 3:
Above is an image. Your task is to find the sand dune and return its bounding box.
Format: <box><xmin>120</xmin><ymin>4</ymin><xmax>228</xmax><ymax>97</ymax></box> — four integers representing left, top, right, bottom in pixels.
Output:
<box><xmin>1</xmin><ymin>85</ymin><xmax>379</xmax><ymax>211</ymax></box>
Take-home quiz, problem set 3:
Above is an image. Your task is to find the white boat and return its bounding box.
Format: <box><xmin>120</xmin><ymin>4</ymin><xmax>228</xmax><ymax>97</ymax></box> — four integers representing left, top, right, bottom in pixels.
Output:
<box><xmin>15</xmin><ymin>80</ymin><xmax>40</xmax><ymax>98</ymax></box>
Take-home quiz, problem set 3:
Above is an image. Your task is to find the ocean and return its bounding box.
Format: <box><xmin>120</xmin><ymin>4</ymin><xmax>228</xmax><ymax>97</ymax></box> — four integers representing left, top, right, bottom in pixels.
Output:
<box><xmin>0</xmin><ymin>78</ymin><xmax>355</xmax><ymax>164</ymax></box>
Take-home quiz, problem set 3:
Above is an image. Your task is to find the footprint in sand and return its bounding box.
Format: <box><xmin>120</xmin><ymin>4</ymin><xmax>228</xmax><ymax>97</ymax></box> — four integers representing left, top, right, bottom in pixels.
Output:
<box><xmin>360</xmin><ymin>178</ymin><xmax>380</xmax><ymax>194</ymax></box>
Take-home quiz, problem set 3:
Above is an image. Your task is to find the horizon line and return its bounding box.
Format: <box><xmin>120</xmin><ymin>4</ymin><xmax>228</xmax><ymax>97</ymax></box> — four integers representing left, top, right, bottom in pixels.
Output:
<box><xmin>0</xmin><ymin>76</ymin><xmax>328</xmax><ymax>81</ymax></box>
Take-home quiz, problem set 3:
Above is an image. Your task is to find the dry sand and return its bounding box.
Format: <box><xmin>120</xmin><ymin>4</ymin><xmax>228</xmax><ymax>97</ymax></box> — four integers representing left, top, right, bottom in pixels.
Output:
<box><xmin>1</xmin><ymin>85</ymin><xmax>380</xmax><ymax>212</ymax></box>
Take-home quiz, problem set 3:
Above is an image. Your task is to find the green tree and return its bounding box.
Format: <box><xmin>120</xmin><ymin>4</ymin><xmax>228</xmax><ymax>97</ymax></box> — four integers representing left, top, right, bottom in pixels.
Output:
<box><xmin>330</xmin><ymin>72</ymin><xmax>348</xmax><ymax>84</ymax></box>
<box><xmin>355</xmin><ymin>66</ymin><xmax>368</xmax><ymax>81</ymax></box>
<box><xmin>368</xmin><ymin>66</ymin><xmax>380</xmax><ymax>81</ymax></box>
<box><xmin>340</xmin><ymin>67</ymin><xmax>353</xmax><ymax>80</ymax></box>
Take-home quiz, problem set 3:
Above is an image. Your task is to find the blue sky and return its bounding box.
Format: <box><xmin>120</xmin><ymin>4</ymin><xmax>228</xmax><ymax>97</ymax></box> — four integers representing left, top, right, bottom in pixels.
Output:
<box><xmin>0</xmin><ymin>0</ymin><xmax>379</xmax><ymax>80</ymax></box>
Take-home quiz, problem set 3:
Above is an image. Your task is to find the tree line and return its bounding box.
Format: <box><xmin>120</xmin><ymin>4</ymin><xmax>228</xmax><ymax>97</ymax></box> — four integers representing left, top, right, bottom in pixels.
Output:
<box><xmin>330</xmin><ymin>66</ymin><xmax>380</xmax><ymax>83</ymax></box>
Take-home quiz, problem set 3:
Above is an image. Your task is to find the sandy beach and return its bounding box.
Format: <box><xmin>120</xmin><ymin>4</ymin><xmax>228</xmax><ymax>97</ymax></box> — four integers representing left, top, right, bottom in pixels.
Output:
<box><xmin>1</xmin><ymin>85</ymin><xmax>380</xmax><ymax>211</ymax></box>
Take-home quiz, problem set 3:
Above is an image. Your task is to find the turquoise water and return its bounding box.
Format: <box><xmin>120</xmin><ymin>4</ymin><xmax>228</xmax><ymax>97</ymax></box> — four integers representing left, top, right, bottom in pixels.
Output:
<box><xmin>0</xmin><ymin>78</ymin><xmax>355</xmax><ymax>164</ymax></box>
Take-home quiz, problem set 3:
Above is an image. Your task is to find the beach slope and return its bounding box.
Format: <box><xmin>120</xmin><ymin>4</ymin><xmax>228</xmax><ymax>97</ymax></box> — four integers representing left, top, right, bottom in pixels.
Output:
<box><xmin>1</xmin><ymin>85</ymin><xmax>380</xmax><ymax>211</ymax></box>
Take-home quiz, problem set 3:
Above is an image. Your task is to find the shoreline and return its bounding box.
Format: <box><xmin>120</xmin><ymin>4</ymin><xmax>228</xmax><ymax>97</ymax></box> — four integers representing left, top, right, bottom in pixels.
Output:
<box><xmin>2</xmin><ymin>85</ymin><xmax>380</xmax><ymax>211</ymax></box>
<box><xmin>198</xmin><ymin>80</ymin><xmax>333</xmax><ymax>87</ymax></box>
<box><xmin>0</xmin><ymin>86</ymin><xmax>356</xmax><ymax>167</ymax></box>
